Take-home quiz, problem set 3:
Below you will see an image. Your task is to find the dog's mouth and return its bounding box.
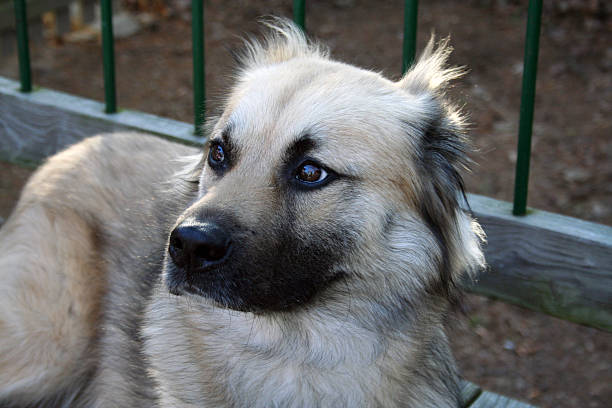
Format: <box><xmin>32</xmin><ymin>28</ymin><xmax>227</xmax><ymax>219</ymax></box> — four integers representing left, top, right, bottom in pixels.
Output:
<box><xmin>163</xmin><ymin>250</ymin><xmax>348</xmax><ymax>313</ymax></box>
<box><xmin>168</xmin><ymin>280</ymin><xmax>246</xmax><ymax>310</ymax></box>
<box><xmin>163</xmin><ymin>249</ymin><xmax>259</xmax><ymax>312</ymax></box>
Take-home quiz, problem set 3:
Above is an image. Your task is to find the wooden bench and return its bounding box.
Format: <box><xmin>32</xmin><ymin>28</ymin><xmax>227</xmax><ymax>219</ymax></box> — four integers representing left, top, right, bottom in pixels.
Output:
<box><xmin>461</xmin><ymin>381</ymin><xmax>536</xmax><ymax>408</ymax></box>
<box><xmin>1</xmin><ymin>77</ymin><xmax>611</xmax><ymax>407</ymax></box>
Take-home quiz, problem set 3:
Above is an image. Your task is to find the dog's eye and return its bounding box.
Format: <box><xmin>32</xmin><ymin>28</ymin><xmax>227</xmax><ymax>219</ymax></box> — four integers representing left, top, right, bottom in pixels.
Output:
<box><xmin>296</xmin><ymin>162</ymin><xmax>328</xmax><ymax>184</ymax></box>
<box><xmin>208</xmin><ymin>143</ymin><xmax>225</xmax><ymax>167</ymax></box>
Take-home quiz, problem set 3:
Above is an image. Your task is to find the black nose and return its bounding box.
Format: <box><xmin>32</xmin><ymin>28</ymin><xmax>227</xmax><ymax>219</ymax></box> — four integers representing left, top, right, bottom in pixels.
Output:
<box><xmin>168</xmin><ymin>222</ymin><xmax>231</xmax><ymax>270</ymax></box>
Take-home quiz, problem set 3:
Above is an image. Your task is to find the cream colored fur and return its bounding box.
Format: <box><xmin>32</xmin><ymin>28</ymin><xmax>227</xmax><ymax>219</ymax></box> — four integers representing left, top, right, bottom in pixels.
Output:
<box><xmin>143</xmin><ymin>21</ymin><xmax>485</xmax><ymax>408</ymax></box>
<box><xmin>0</xmin><ymin>20</ymin><xmax>485</xmax><ymax>408</ymax></box>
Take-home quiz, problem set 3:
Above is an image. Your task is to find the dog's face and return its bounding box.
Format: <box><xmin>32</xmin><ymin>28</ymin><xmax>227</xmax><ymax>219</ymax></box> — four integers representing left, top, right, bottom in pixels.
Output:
<box><xmin>164</xmin><ymin>23</ymin><xmax>484</xmax><ymax>313</ymax></box>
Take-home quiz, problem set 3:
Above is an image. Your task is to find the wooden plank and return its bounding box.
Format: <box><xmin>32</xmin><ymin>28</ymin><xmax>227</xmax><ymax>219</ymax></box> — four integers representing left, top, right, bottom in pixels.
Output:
<box><xmin>465</xmin><ymin>194</ymin><xmax>612</xmax><ymax>332</ymax></box>
<box><xmin>460</xmin><ymin>381</ymin><xmax>482</xmax><ymax>408</ymax></box>
<box><xmin>0</xmin><ymin>76</ymin><xmax>202</xmax><ymax>163</ymax></box>
<box><xmin>468</xmin><ymin>390</ymin><xmax>537</xmax><ymax>408</ymax></box>
<box><xmin>0</xmin><ymin>0</ymin><xmax>75</xmax><ymax>31</ymax></box>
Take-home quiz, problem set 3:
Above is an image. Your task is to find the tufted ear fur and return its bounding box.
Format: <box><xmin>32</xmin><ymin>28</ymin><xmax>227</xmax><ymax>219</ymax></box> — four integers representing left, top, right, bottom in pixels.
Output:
<box><xmin>398</xmin><ymin>36</ymin><xmax>466</xmax><ymax>94</ymax></box>
<box><xmin>398</xmin><ymin>37</ymin><xmax>485</xmax><ymax>298</ymax></box>
<box><xmin>231</xmin><ymin>17</ymin><xmax>329</xmax><ymax>73</ymax></box>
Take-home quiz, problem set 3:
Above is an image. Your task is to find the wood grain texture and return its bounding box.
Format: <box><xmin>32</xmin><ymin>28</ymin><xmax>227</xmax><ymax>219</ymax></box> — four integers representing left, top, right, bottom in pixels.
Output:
<box><xmin>468</xmin><ymin>390</ymin><xmax>537</xmax><ymax>408</ymax></box>
<box><xmin>0</xmin><ymin>76</ymin><xmax>202</xmax><ymax>163</ymax></box>
<box><xmin>465</xmin><ymin>194</ymin><xmax>612</xmax><ymax>331</ymax></box>
<box><xmin>460</xmin><ymin>381</ymin><xmax>482</xmax><ymax>407</ymax></box>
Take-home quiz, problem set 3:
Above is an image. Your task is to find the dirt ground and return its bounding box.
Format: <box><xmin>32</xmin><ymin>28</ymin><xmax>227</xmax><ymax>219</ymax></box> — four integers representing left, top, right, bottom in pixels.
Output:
<box><xmin>0</xmin><ymin>0</ymin><xmax>610</xmax><ymax>407</ymax></box>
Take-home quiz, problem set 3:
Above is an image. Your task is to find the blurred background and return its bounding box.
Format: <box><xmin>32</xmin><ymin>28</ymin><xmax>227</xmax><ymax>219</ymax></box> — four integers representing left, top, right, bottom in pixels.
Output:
<box><xmin>0</xmin><ymin>1</ymin><xmax>610</xmax><ymax>407</ymax></box>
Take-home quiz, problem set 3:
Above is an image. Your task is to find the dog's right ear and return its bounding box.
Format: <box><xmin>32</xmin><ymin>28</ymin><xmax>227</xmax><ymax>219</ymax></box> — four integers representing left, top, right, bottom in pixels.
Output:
<box><xmin>232</xmin><ymin>17</ymin><xmax>328</xmax><ymax>72</ymax></box>
<box><xmin>397</xmin><ymin>36</ymin><xmax>471</xmax><ymax>226</ymax></box>
<box><xmin>396</xmin><ymin>38</ymin><xmax>485</xmax><ymax>296</ymax></box>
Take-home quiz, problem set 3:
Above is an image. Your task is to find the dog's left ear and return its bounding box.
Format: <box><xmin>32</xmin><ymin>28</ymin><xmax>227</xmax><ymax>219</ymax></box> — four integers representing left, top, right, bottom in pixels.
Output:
<box><xmin>398</xmin><ymin>37</ymin><xmax>485</xmax><ymax>294</ymax></box>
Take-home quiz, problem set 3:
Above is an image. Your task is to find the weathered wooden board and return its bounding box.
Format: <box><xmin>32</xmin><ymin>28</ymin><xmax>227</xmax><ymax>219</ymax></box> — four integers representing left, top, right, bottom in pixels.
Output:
<box><xmin>0</xmin><ymin>76</ymin><xmax>202</xmax><ymax>163</ymax></box>
<box><xmin>460</xmin><ymin>381</ymin><xmax>482</xmax><ymax>407</ymax></box>
<box><xmin>467</xmin><ymin>390</ymin><xmax>537</xmax><ymax>408</ymax></box>
<box><xmin>465</xmin><ymin>194</ymin><xmax>612</xmax><ymax>332</ymax></box>
<box><xmin>460</xmin><ymin>381</ymin><xmax>536</xmax><ymax>408</ymax></box>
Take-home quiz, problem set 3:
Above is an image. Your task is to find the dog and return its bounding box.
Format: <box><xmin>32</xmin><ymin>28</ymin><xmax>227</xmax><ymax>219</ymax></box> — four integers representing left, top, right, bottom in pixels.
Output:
<box><xmin>0</xmin><ymin>20</ymin><xmax>485</xmax><ymax>407</ymax></box>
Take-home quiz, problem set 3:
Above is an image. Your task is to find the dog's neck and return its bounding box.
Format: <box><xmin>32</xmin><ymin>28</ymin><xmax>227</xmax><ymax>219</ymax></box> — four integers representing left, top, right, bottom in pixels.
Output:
<box><xmin>144</xmin><ymin>285</ymin><xmax>460</xmax><ymax>408</ymax></box>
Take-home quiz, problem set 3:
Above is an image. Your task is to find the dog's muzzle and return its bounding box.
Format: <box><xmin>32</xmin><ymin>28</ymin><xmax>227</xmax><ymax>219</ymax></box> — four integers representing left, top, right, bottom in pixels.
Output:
<box><xmin>168</xmin><ymin>221</ymin><xmax>232</xmax><ymax>273</ymax></box>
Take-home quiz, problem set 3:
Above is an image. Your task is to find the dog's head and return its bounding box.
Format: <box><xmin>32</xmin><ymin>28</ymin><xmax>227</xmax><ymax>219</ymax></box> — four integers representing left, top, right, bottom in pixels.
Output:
<box><xmin>163</xmin><ymin>20</ymin><xmax>485</xmax><ymax>313</ymax></box>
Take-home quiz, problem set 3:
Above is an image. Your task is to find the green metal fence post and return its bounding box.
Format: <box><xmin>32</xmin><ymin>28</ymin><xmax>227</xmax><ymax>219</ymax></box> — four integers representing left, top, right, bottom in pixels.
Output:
<box><xmin>192</xmin><ymin>0</ymin><xmax>205</xmax><ymax>136</ymax></box>
<box><xmin>293</xmin><ymin>0</ymin><xmax>306</xmax><ymax>31</ymax></box>
<box><xmin>402</xmin><ymin>0</ymin><xmax>418</xmax><ymax>74</ymax></box>
<box><xmin>14</xmin><ymin>0</ymin><xmax>32</xmax><ymax>92</ymax></box>
<box><xmin>513</xmin><ymin>0</ymin><xmax>543</xmax><ymax>216</ymax></box>
<box><xmin>101</xmin><ymin>0</ymin><xmax>117</xmax><ymax>113</ymax></box>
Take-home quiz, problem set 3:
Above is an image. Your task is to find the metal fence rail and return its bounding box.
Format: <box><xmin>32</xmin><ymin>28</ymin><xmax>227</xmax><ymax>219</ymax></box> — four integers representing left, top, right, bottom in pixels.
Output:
<box><xmin>13</xmin><ymin>0</ymin><xmax>30</xmax><ymax>92</ymax></box>
<box><xmin>192</xmin><ymin>0</ymin><xmax>205</xmax><ymax>136</ymax></box>
<box><xmin>101</xmin><ymin>0</ymin><xmax>116</xmax><ymax>113</ymax></box>
<box><xmin>513</xmin><ymin>0</ymin><xmax>542</xmax><ymax>215</ymax></box>
<box><xmin>402</xmin><ymin>0</ymin><xmax>418</xmax><ymax>73</ymax></box>
<box><xmin>293</xmin><ymin>0</ymin><xmax>305</xmax><ymax>31</ymax></box>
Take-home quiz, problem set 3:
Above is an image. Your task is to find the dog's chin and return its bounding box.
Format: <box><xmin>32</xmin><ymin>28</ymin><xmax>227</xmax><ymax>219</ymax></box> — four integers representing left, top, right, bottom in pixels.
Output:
<box><xmin>163</xmin><ymin>260</ymin><xmax>247</xmax><ymax>311</ymax></box>
<box><xmin>173</xmin><ymin>284</ymin><xmax>253</xmax><ymax>312</ymax></box>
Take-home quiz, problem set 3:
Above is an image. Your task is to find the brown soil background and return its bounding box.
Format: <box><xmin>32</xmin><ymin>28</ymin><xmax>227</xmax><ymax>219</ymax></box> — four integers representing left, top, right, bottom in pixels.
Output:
<box><xmin>1</xmin><ymin>1</ymin><xmax>610</xmax><ymax>407</ymax></box>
